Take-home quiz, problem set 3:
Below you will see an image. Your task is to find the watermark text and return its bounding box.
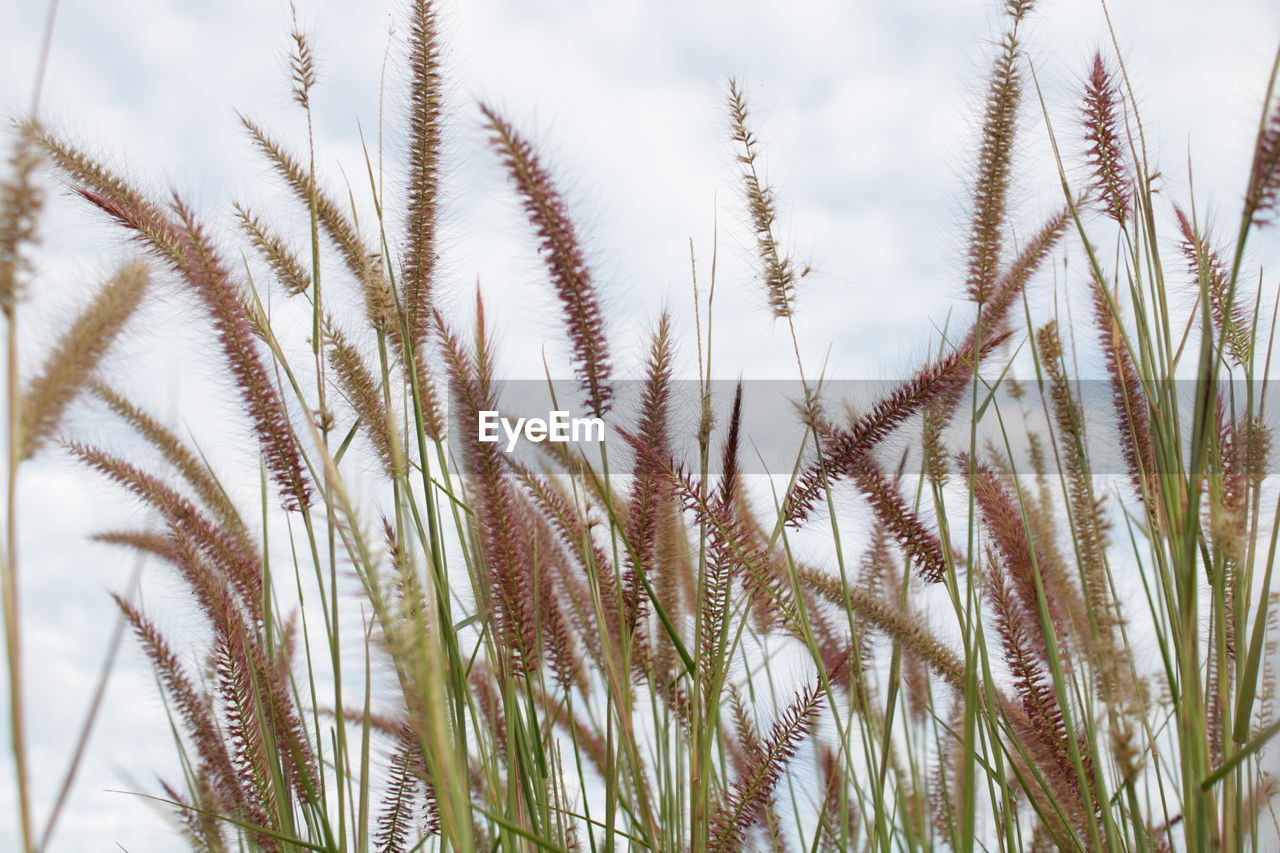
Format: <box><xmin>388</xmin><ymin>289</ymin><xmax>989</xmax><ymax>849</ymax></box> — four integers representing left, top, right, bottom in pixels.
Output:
<box><xmin>478</xmin><ymin>410</ymin><xmax>605</xmax><ymax>452</ymax></box>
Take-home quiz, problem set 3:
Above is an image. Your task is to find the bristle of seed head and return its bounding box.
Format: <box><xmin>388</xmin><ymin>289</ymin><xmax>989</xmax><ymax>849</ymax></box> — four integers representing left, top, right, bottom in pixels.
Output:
<box><xmin>233</xmin><ymin>204</ymin><xmax>311</xmax><ymax>297</ymax></box>
<box><xmin>239</xmin><ymin>115</ymin><xmax>401</xmax><ymax>344</ymax></box>
<box><xmin>848</xmin><ymin>455</ymin><xmax>952</xmax><ymax>583</ymax></box>
<box><xmin>1247</xmin><ymin>91</ymin><xmax>1280</xmax><ymax>226</ymax></box>
<box><xmin>1085</xmin><ymin>271</ymin><xmax>1156</xmax><ymax>500</ymax></box>
<box><xmin>708</xmin><ymin>683</ymin><xmax>825</xmax><ymax>853</ymax></box>
<box><xmin>0</xmin><ymin>128</ymin><xmax>44</xmax><ymax>316</ymax></box>
<box><xmin>480</xmin><ymin>104</ymin><xmax>613</xmax><ymax>418</ymax></box>
<box><xmin>402</xmin><ymin>0</ymin><xmax>444</xmax><ymax>355</ymax></box>
<box><xmin>1082</xmin><ymin>53</ymin><xmax>1131</xmax><ymax>224</ymax></box>
<box><xmin>92</xmin><ymin>381</ymin><xmax>251</xmax><ymax>547</ymax></box>
<box><xmin>93</xmin><ymin>529</ymin><xmax>181</xmax><ymax>564</ymax></box>
<box><xmin>727</xmin><ymin>79</ymin><xmax>800</xmax><ymax>319</ymax></box>
<box><xmin>34</xmin><ymin>130</ymin><xmax>312</xmax><ymax>510</ymax></box>
<box><xmin>1174</xmin><ymin>205</ymin><xmax>1251</xmax><ymax>366</ymax></box>
<box><xmin>622</xmin><ymin>312</ymin><xmax>675</xmax><ymax>630</ymax></box>
<box><xmin>436</xmin><ymin>310</ymin><xmax>538</xmax><ymax>676</ymax></box>
<box><xmin>287</xmin><ymin>6</ymin><xmax>318</xmax><ymax>111</ymax></box>
<box><xmin>964</xmin><ymin>2</ymin><xmax>1033</xmax><ymax>302</ymax></box>
<box><xmin>167</xmin><ymin>196</ymin><xmax>312</xmax><ymax>511</ymax></box>
<box><xmin>324</xmin><ymin>319</ymin><xmax>402</xmax><ymax>478</ymax></box>
<box><xmin>785</xmin><ymin>331</ymin><xmax>1010</xmax><ymax>523</ymax></box>
<box><xmin>21</xmin><ymin>260</ymin><xmax>150</xmax><ymax>459</ymax></box>
<box><xmin>112</xmin><ymin>594</ymin><xmax>257</xmax><ymax>826</ymax></box>
<box><xmin>32</xmin><ymin>126</ymin><xmax>182</xmax><ymax>260</ymax></box>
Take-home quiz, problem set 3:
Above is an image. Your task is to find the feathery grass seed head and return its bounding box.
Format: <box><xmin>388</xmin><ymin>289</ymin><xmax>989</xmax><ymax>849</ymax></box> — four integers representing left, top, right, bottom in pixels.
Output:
<box><xmin>727</xmin><ymin>79</ymin><xmax>800</xmax><ymax>318</ymax></box>
<box><xmin>1082</xmin><ymin>53</ymin><xmax>1131</xmax><ymax>224</ymax></box>
<box><xmin>481</xmin><ymin>104</ymin><xmax>613</xmax><ymax>417</ymax></box>
<box><xmin>21</xmin><ymin>260</ymin><xmax>150</xmax><ymax>459</ymax></box>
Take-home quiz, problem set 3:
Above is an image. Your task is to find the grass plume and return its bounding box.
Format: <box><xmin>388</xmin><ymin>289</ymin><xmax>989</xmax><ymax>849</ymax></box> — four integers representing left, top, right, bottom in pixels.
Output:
<box><xmin>20</xmin><ymin>260</ymin><xmax>149</xmax><ymax>459</ymax></box>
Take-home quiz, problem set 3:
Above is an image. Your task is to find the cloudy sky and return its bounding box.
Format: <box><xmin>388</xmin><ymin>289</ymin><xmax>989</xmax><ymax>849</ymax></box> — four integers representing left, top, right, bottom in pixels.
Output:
<box><xmin>2</xmin><ymin>0</ymin><xmax>1279</xmax><ymax>848</ymax></box>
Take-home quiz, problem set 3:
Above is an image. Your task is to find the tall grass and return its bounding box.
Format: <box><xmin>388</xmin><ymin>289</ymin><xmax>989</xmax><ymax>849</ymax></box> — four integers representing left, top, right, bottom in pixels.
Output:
<box><xmin>4</xmin><ymin>0</ymin><xmax>1280</xmax><ymax>850</ymax></box>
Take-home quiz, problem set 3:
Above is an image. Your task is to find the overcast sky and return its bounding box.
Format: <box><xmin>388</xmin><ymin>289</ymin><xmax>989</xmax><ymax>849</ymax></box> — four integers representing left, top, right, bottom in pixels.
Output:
<box><xmin>3</xmin><ymin>0</ymin><xmax>1280</xmax><ymax>848</ymax></box>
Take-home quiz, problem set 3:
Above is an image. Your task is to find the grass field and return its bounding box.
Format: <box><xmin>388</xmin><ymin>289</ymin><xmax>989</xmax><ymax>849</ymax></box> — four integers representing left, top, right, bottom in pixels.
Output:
<box><xmin>4</xmin><ymin>0</ymin><xmax>1280</xmax><ymax>849</ymax></box>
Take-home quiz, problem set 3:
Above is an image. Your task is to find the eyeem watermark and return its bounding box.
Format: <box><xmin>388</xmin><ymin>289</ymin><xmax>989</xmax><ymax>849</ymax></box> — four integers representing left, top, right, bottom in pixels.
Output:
<box><xmin>461</xmin><ymin>378</ymin><xmax>1280</xmax><ymax>475</ymax></box>
<box><xmin>478</xmin><ymin>410</ymin><xmax>605</xmax><ymax>452</ymax></box>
